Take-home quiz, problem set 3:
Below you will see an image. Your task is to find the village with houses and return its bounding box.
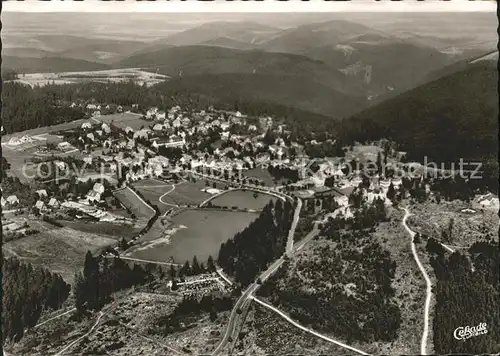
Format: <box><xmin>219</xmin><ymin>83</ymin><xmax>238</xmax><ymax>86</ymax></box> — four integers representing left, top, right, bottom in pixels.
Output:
<box><xmin>2</xmin><ymin>100</ymin><xmax>498</xmax><ymax>356</ymax></box>
<box><xmin>2</xmin><ymin>6</ymin><xmax>498</xmax><ymax>355</ymax></box>
<box><xmin>2</xmin><ymin>98</ymin><xmax>498</xmax><ymax>266</ymax></box>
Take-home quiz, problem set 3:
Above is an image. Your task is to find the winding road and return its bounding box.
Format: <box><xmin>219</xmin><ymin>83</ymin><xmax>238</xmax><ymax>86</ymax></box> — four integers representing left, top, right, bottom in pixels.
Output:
<box><xmin>252</xmin><ymin>297</ymin><xmax>369</xmax><ymax>355</ymax></box>
<box><xmin>54</xmin><ymin>311</ymin><xmax>105</xmax><ymax>356</ymax></box>
<box><xmin>212</xmin><ymin>217</ymin><xmax>320</xmax><ymax>356</ymax></box>
<box><xmin>158</xmin><ymin>184</ymin><xmax>179</xmax><ymax>207</ymax></box>
<box><xmin>402</xmin><ymin>207</ymin><xmax>432</xmax><ymax>356</ymax></box>
<box><xmin>286</xmin><ymin>198</ymin><xmax>303</xmax><ymax>255</ymax></box>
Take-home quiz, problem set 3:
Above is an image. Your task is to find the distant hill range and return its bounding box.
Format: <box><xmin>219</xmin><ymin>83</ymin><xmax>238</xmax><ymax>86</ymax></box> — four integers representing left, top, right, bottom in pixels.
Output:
<box><xmin>2</xmin><ymin>56</ymin><xmax>110</xmax><ymax>74</ymax></box>
<box><xmin>2</xmin><ymin>35</ymin><xmax>148</xmax><ymax>64</ymax></box>
<box><xmin>117</xmin><ymin>45</ymin><xmax>361</xmax><ymax>94</ymax></box>
<box><xmin>150</xmin><ymin>21</ymin><xmax>279</xmax><ymax>47</ymax></box>
<box><xmin>2</xmin><ymin>20</ymin><xmax>496</xmax><ymax>120</ymax></box>
<box><xmin>115</xmin><ymin>20</ymin><xmax>484</xmax><ymax>100</ymax></box>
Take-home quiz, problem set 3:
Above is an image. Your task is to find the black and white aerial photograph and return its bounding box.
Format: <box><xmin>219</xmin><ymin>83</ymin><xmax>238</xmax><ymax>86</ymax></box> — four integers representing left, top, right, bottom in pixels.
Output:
<box><xmin>0</xmin><ymin>1</ymin><xmax>498</xmax><ymax>355</ymax></box>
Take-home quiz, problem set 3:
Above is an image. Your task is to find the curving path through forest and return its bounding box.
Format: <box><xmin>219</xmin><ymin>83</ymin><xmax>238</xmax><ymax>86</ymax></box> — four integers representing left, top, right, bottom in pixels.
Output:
<box><xmin>252</xmin><ymin>296</ymin><xmax>369</xmax><ymax>355</ymax></box>
<box><xmin>402</xmin><ymin>207</ymin><xmax>432</xmax><ymax>356</ymax></box>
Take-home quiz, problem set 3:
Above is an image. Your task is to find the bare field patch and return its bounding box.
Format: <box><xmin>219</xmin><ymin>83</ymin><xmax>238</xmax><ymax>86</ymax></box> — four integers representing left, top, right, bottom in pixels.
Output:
<box><xmin>5</xmin><ymin>310</ymin><xmax>97</xmax><ymax>356</ymax></box>
<box><xmin>58</xmin><ymin>220</ymin><xmax>143</xmax><ymax>241</ymax></box>
<box><xmin>96</xmin><ymin>112</ymin><xmax>151</xmax><ymax>131</ymax></box>
<box><xmin>346</xmin><ymin>144</ymin><xmax>383</xmax><ymax>162</ymax></box>
<box><xmin>408</xmin><ymin>200</ymin><xmax>499</xmax><ymax>248</ymax></box>
<box><xmin>104</xmin><ymin>290</ymin><xmax>229</xmax><ymax>356</ymax></box>
<box><xmin>132</xmin><ymin>179</ymin><xmax>176</xmax><ymax>213</ymax></box>
<box><xmin>9</xmin><ymin>289</ymin><xmax>228</xmax><ymax>356</ymax></box>
<box><xmin>1</xmin><ymin>118</ymin><xmax>91</xmax><ymax>142</ymax></box>
<box><xmin>4</xmin><ymin>227</ymin><xmax>117</xmax><ymax>283</ymax></box>
<box><xmin>158</xmin><ymin>180</ymin><xmax>212</xmax><ymax>207</ymax></box>
<box><xmin>114</xmin><ymin>187</ymin><xmax>155</xmax><ymax>220</ymax></box>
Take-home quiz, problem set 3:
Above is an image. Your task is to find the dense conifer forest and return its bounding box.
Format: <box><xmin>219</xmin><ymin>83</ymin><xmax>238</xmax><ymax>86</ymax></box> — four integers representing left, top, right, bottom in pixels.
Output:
<box><xmin>2</xmin><ymin>257</ymin><xmax>71</xmax><ymax>342</ymax></box>
<box><xmin>217</xmin><ymin>199</ymin><xmax>294</xmax><ymax>286</ymax></box>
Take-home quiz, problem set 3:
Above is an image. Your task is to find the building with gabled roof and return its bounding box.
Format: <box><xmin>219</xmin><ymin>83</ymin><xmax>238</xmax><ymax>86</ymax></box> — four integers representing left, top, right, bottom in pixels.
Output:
<box><xmin>6</xmin><ymin>195</ymin><xmax>19</xmax><ymax>206</ymax></box>
<box><xmin>35</xmin><ymin>200</ymin><xmax>46</xmax><ymax>211</ymax></box>
<box><xmin>48</xmin><ymin>198</ymin><xmax>60</xmax><ymax>208</ymax></box>
<box><xmin>36</xmin><ymin>189</ymin><xmax>48</xmax><ymax>198</ymax></box>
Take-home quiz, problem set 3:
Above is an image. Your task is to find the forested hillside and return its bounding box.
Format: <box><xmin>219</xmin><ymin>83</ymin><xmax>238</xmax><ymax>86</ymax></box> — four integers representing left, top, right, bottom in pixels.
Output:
<box><xmin>1</xmin><ymin>83</ymin><xmax>87</xmax><ymax>133</ymax></box>
<box><xmin>3</xmin><ymin>257</ymin><xmax>71</xmax><ymax>342</ymax></box>
<box><xmin>1</xmin><ymin>81</ymin><xmax>338</xmax><ymax>137</ymax></box>
<box><xmin>429</xmin><ymin>240</ymin><xmax>499</xmax><ymax>354</ymax></box>
<box><xmin>3</xmin><ymin>56</ymin><xmax>110</xmax><ymax>74</ymax></box>
<box><xmin>341</xmin><ymin>61</ymin><xmax>498</xmax><ymax>173</ymax></box>
<box><xmin>157</xmin><ymin>73</ymin><xmax>365</xmax><ymax>118</ymax></box>
<box><xmin>218</xmin><ymin>199</ymin><xmax>294</xmax><ymax>286</ymax></box>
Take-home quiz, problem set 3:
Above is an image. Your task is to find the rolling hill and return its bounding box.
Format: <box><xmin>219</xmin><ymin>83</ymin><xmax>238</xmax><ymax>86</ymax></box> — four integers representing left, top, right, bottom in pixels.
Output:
<box><xmin>56</xmin><ymin>41</ymin><xmax>149</xmax><ymax>63</ymax></box>
<box><xmin>200</xmin><ymin>37</ymin><xmax>257</xmax><ymax>50</ymax></box>
<box><xmin>254</xmin><ymin>20</ymin><xmax>467</xmax><ymax>97</ymax></box>
<box><xmin>2</xmin><ymin>35</ymin><xmax>148</xmax><ymax>64</ymax></box>
<box><xmin>117</xmin><ymin>45</ymin><xmax>365</xmax><ymax>96</ymax></box>
<box><xmin>420</xmin><ymin>49</ymin><xmax>499</xmax><ymax>85</ymax></box>
<box><xmin>259</xmin><ymin>20</ymin><xmax>386</xmax><ymax>54</ymax></box>
<box><xmin>154</xmin><ymin>73</ymin><xmax>366</xmax><ymax>119</ymax></box>
<box><xmin>25</xmin><ymin>35</ymin><xmax>144</xmax><ymax>53</ymax></box>
<box><xmin>2</xmin><ymin>47</ymin><xmax>55</xmax><ymax>58</ymax></box>
<box><xmin>342</xmin><ymin>61</ymin><xmax>498</xmax><ymax>168</ymax></box>
<box><xmin>308</xmin><ymin>41</ymin><xmax>451</xmax><ymax>96</ymax></box>
<box><xmin>2</xmin><ymin>56</ymin><xmax>110</xmax><ymax>74</ymax></box>
<box><xmin>154</xmin><ymin>21</ymin><xmax>279</xmax><ymax>47</ymax></box>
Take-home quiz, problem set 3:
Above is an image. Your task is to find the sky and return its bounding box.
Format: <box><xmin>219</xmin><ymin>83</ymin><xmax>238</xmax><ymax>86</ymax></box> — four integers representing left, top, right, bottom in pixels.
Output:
<box><xmin>3</xmin><ymin>0</ymin><xmax>497</xmax><ymax>13</ymax></box>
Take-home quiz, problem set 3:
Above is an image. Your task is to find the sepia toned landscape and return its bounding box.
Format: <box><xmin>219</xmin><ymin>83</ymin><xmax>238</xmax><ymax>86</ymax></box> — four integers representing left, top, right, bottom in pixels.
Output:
<box><xmin>1</xmin><ymin>2</ymin><xmax>498</xmax><ymax>356</ymax></box>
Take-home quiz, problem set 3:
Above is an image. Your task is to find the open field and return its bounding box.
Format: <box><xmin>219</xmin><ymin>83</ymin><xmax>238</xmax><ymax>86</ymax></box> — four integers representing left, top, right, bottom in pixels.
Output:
<box><xmin>95</xmin><ymin>112</ymin><xmax>151</xmax><ymax>131</ymax></box>
<box><xmin>2</xmin><ymin>145</ymin><xmax>42</xmax><ymax>183</ymax></box>
<box><xmin>129</xmin><ymin>209</ymin><xmax>259</xmax><ymax>264</ymax></box>
<box><xmin>2</xmin><ymin>139</ymin><xmax>88</xmax><ymax>183</ymax></box>
<box><xmin>4</xmin><ymin>225</ymin><xmax>117</xmax><ymax>283</ymax></box>
<box><xmin>57</xmin><ymin>220</ymin><xmax>143</xmax><ymax>241</ymax></box>
<box><xmin>242</xmin><ymin>168</ymin><xmax>276</xmax><ymax>186</ymax></box>
<box><xmin>157</xmin><ymin>180</ymin><xmax>212</xmax><ymax>207</ymax></box>
<box><xmin>114</xmin><ymin>187</ymin><xmax>155</xmax><ymax>220</ymax></box>
<box><xmin>9</xmin><ymin>68</ymin><xmax>170</xmax><ymax>88</ymax></box>
<box><xmin>132</xmin><ymin>179</ymin><xmax>177</xmax><ymax>213</ymax></box>
<box><xmin>1</xmin><ymin>119</ymin><xmax>92</xmax><ymax>142</ymax></box>
<box><xmin>345</xmin><ymin>144</ymin><xmax>384</xmax><ymax>163</ymax></box>
<box><xmin>209</xmin><ymin>189</ymin><xmax>276</xmax><ymax>211</ymax></box>
<box><xmin>407</xmin><ymin>200</ymin><xmax>499</xmax><ymax>249</ymax></box>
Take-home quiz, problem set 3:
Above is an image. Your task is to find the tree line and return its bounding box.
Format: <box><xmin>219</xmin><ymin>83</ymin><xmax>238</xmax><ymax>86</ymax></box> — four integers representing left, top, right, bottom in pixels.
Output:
<box><xmin>426</xmin><ymin>240</ymin><xmax>499</xmax><ymax>354</ymax></box>
<box><xmin>2</xmin><ymin>82</ymin><xmax>87</xmax><ymax>134</ymax></box>
<box><xmin>217</xmin><ymin>199</ymin><xmax>294</xmax><ymax>286</ymax></box>
<box><xmin>2</xmin><ymin>257</ymin><xmax>71</xmax><ymax>342</ymax></box>
<box><xmin>74</xmin><ymin>252</ymin><xmax>154</xmax><ymax>314</ymax></box>
<box><xmin>259</xmin><ymin>212</ymin><xmax>401</xmax><ymax>343</ymax></box>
